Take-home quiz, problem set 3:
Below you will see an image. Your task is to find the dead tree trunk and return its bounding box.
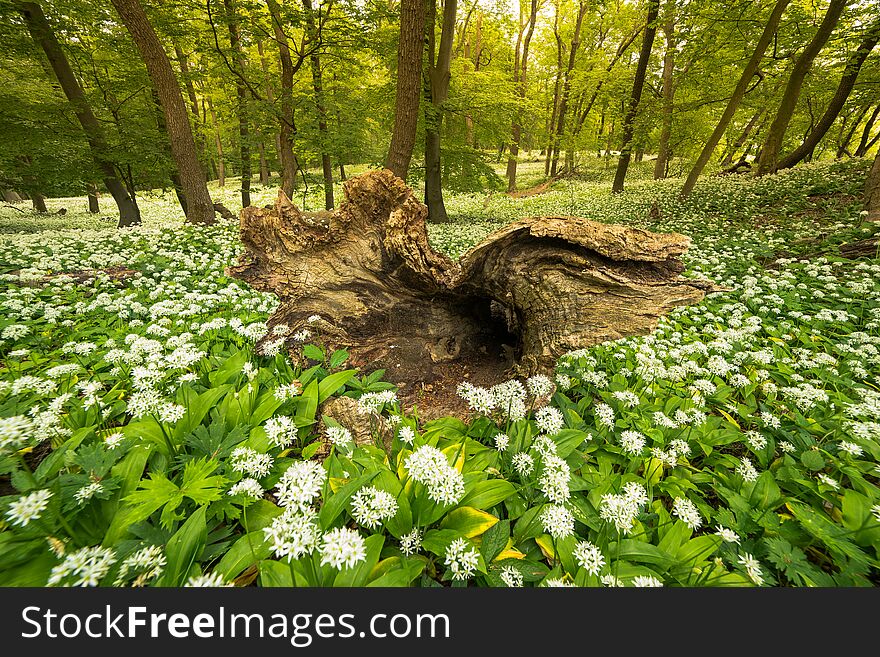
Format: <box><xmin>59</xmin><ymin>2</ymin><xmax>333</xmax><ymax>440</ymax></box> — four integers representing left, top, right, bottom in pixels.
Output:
<box><xmin>229</xmin><ymin>170</ymin><xmax>713</xmax><ymax>386</ymax></box>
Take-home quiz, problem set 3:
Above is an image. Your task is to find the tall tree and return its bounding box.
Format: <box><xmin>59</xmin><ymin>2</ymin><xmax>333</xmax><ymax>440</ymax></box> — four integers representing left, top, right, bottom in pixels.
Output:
<box><xmin>549</xmin><ymin>0</ymin><xmax>588</xmax><ymax>177</ymax></box>
<box><xmin>506</xmin><ymin>0</ymin><xmax>539</xmax><ymax>192</ymax></box>
<box><xmin>776</xmin><ymin>14</ymin><xmax>880</xmax><ymax>171</ymax></box>
<box><xmin>221</xmin><ymin>0</ymin><xmax>251</xmax><ymax>207</ymax></box>
<box><xmin>302</xmin><ymin>0</ymin><xmax>334</xmax><ymax>209</ymax></box>
<box><xmin>866</xmin><ymin>147</ymin><xmax>880</xmax><ymax>222</ymax></box>
<box><xmin>424</xmin><ymin>0</ymin><xmax>457</xmax><ymax>223</ymax></box>
<box><xmin>612</xmin><ymin>0</ymin><xmax>660</xmax><ymax>193</ymax></box>
<box><xmin>16</xmin><ymin>1</ymin><xmax>141</xmax><ymax>226</ymax></box>
<box><xmin>653</xmin><ymin>2</ymin><xmax>676</xmax><ymax>180</ymax></box>
<box><xmin>385</xmin><ymin>0</ymin><xmax>426</xmax><ymax>180</ymax></box>
<box><xmin>756</xmin><ymin>0</ymin><xmax>849</xmax><ymax>175</ymax></box>
<box><xmin>680</xmin><ymin>0</ymin><xmax>792</xmax><ymax>198</ymax></box>
<box><xmin>110</xmin><ymin>0</ymin><xmax>215</xmax><ymax>224</ymax></box>
<box><xmin>265</xmin><ymin>0</ymin><xmax>301</xmax><ymax>197</ymax></box>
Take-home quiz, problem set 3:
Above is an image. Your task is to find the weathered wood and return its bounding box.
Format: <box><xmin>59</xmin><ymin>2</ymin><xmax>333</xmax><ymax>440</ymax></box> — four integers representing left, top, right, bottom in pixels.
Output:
<box><xmin>229</xmin><ymin>169</ymin><xmax>711</xmax><ymax>386</ymax></box>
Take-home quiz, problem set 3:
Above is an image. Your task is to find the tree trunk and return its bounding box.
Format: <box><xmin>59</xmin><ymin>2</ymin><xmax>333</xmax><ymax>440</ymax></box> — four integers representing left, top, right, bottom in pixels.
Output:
<box><xmin>424</xmin><ymin>0</ymin><xmax>457</xmax><ymax>223</ymax></box>
<box><xmin>866</xmin><ymin>148</ymin><xmax>880</xmax><ymax>222</ymax></box>
<box><xmin>87</xmin><ymin>183</ymin><xmax>99</xmax><ymax>213</ymax></box>
<box><xmin>653</xmin><ymin>5</ymin><xmax>675</xmax><ymax>180</ymax></box>
<box><xmin>17</xmin><ymin>1</ymin><xmax>141</xmax><ymax>227</ymax></box>
<box><xmin>258</xmin><ymin>141</ymin><xmax>270</xmax><ymax>185</ymax></box>
<box><xmin>680</xmin><ymin>0</ymin><xmax>791</xmax><ymax>197</ymax></box>
<box><xmin>776</xmin><ymin>18</ymin><xmax>880</xmax><ymax>170</ymax></box>
<box><xmin>506</xmin><ymin>0</ymin><xmax>539</xmax><ymax>192</ymax></box>
<box><xmin>385</xmin><ymin>0</ymin><xmax>426</xmax><ymax>180</ymax></box>
<box><xmin>173</xmin><ymin>41</ymin><xmax>207</xmax><ymax>168</ymax></box>
<box><xmin>223</xmin><ymin>0</ymin><xmax>251</xmax><ymax>208</ymax></box>
<box><xmin>256</xmin><ymin>39</ymin><xmax>279</xmax><ymax>177</ymax></box>
<box><xmin>110</xmin><ymin>0</ymin><xmax>214</xmax><ymax>224</ymax></box>
<box><xmin>4</xmin><ymin>190</ymin><xmax>23</xmax><ymax>203</ymax></box>
<box><xmin>302</xmin><ymin>0</ymin><xmax>334</xmax><ymax>210</ymax></box>
<box><xmin>32</xmin><ymin>193</ymin><xmax>47</xmax><ymax>213</ymax></box>
<box><xmin>612</xmin><ymin>0</ymin><xmax>659</xmax><ymax>193</ymax></box>
<box><xmin>229</xmin><ymin>170</ymin><xmax>713</xmax><ymax>392</ymax></box>
<box><xmin>756</xmin><ymin>0</ymin><xmax>848</xmax><ymax>175</ymax></box>
<box><xmin>550</xmin><ymin>1</ymin><xmax>588</xmax><ymax>177</ymax></box>
<box><xmin>465</xmin><ymin>12</ymin><xmax>482</xmax><ymax>149</ymax></box>
<box><xmin>720</xmin><ymin>108</ymin><xmax>764</xmax><ymax>167</ymax></box>
<box><xmin>545</xmin><ymin>3</ymin><xmax>563</xmax><ymax>177</ymax></box>
<box><xmin>855</xmin><ymin>104</ymin><xmax>880</xmax><ymax>157</ymax></box>
<box><xmin>207</xmin><ymin>97</ymin><xmax>225</xmax><ymax>187</ymax></box>
<box><xmin>266</xmin><ymin>0</ymin><xmax>300</xmax><ymax>197</ymax></box>
<box><xmin>150</xmin><ymin>87</ymin><xmax>188</xmax><ymax>215</ymax></box>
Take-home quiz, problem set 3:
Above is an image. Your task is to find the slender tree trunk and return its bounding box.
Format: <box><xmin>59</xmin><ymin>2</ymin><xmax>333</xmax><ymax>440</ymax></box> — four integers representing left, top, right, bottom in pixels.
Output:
<box><xmin>866</xmin><ymin>148</ymin><xmax>880</xmax><ymax>221</ymax></box>
<box><xmin>301</xmin><ymin>0</ymin><xmax>334</xmax><ymax>209</ymax></box>
<box><xmin>551</xmin><ymin>0</ymin><xmax>588</xmax><ymax>177</ymax></box>
<box><xmin>776</xmin><ymin>19</ymin><xmax>879</xmax><ymax>169</ymax></box>
<box><xmin>266</xmin><ymin>0</ymin><xmax>300</xmax><ymax>197</ymax></box>
<box><xmin>653</xmin><ymin>5</ymin><xmax>675</xmax><ymax>180</ymax></box>
<box><xmin>424</xmin><ymin>0</ymin><xmax>458</xmax><ymax>223</ymax></box>
<box><xmin>720</xmin><ymin>108</ymin><xmax>764</xmax><ymax>166</ymax></box>
<box><xmin>339</xmin><ymin>162</ymin><xmax>346</xmax><ymax>181</ymax></box>
<box><xmin>681</xmin><ymin>0</ymin><xmax>791</xmax><ymax>197</ymax></box>
<box><xmin>87</xmin><ymin>182</ymin><xmax>99</xmax><ymax>213</ymax></box>
<box><xmin>385</xmin><ymin>0</ymin><xmax>426</xmax><ymax>180</ymax></box>
<box><xmin>612</xmin><ymin>0</ymin><xmax>659</xmax><ymax>193</ymax></box>
<box><xmin>17</xmin><ymin>1</ymin><xmax>141</xmax><ymax>227</ymax></box>
<box><xmin>223</xmin><ymin>0</ymin><xmax>251</xmax><ymax>208</ymax></box>
<box><xmin>207</xmin><ymin>97</ymin><xmax>226</xmax><ymax>187</ymax></box>
<box><xmin>110</xmin><ymin>0</ymin><xmax>214</xmax><ymax>224</ymax></box>
<box><xmin>464</xmin><ymin>12</ymin><xmax>482</xmax><ymax>148</ymax></box>
<box><xmin>545</xmin><ymin>3</ymin><xmax>563</xmax><ymax>177</ymax></box>
<box><xmin>855</xmin><ymin>105</ymin><xmax>880</xmax><ymax>157</ymax></box>
<box><xmin>257</xmin><ymin>39</ymin><xmax>280</xmax><ymax>176</ymax></box>
<box><xmin>172</xmin><ymin>41</ymin><xmax>207</xmax><ymax>168</ymax></box>
<box><xmin>258</xmin><ymin>141</ymin><xmax>270</xmax><ymax>184</ymax></box>
<box><xmin>149</xmin><ymin>87</ymin><xmax>188</xmax><ymax>215</ymax></box>
<box><xmin>506</xmin><ymin>0</ymin><xmax>538</xmax><ymax>192</ymax></box>
<box><xmin>757</xmin><ymin>0</ymin><xmax>848</xmax><ymax>175</ymax></box>
<box><xmin>32</xmin><ymin>193</ymin><xmax>47</xmax><ymax>213</ymax></box>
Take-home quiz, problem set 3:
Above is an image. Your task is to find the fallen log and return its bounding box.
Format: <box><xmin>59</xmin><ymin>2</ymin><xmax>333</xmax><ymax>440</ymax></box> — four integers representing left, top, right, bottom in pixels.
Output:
<box><xmin>229</xmin><ymin>169</ymin><xmax>713</xmax><ymax>389</ymax></box>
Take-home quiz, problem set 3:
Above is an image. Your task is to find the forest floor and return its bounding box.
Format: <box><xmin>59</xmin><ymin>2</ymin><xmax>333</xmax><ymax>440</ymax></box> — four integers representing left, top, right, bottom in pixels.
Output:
<box><xmin>1</xmin><ymin>157</ymin><xmax>879</xmax><ymax>587</ymax></box>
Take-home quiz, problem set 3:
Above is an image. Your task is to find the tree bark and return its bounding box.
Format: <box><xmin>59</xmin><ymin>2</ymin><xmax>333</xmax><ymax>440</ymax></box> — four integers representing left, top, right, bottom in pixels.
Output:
<box><xmin>258</xmin><ymin>141</ymin><xmax>270</xmax><ymax>185</ymax></box>
<box><xmin>223</xmin><ymin>0</ymin><xmax>251</xmax><ymax>208</ymax></box>
<box><xmin>150</xmin><ymin>87</ymin><xmax>188</xmax><ymax>215</ymax></box>
<box><xmin>265</xmin><ymin>0</ymin><xmax>301</xmax><ymax>197</ymax></box>
<box><xmin>855</xmin><ymin>104</ymin><xmax>880</xmax><ymax>157</ymax></box>
<box><xmin>757</xmin><ymin>0</ymin><xmax>848</xmax><ymax>175</ymax></box>
<box><xmin>229</xmin><ymin>169</ymin><xmax>713</xmax><ymax>388</ymax></box>
<box><xmin>385</xmin><ymin>0</ymin><xmax>426</xmax><ymax>180</ymax></box>
<box><xmin>612</xmin><ymin>0</ymin><xmax>659</xmax><ymax>193</ymax></box>
<box><xmin>424</xmin><ymin>0</ymin><xmax>457</xmax><ymax>223</ymax></box>
<box><xmin>550</xmin><ymin>1</ymin><xmax>588</xmax><ymax>177</ymax></box>
<box><xmin>776</xmin><ymin>18</ymin><xmax>880</xmax><ymax>170</ymax></box>
<box><xmin>545</xmin><ymin>2</ymin><xmax>563</xmax><ymax>176</ymax></box>
<box><xmin>32</xmin><ymin>193</ymin><xmax>48</xmax><ymax>213</ymax></box>
<box><xmin>257</xmin><ymin>39</ymin><xmax>281</xmax><ymax>176</ymax></box>
<box><xmin>17</xmin><ymin>1</ymin><xmax>141</xmax><ymax>227</ymax></box>
<box><xmin>719</xmin><ymin>108</ymin><xmax>764</xmax><ymax>167</ymax></box>
<box><xmin>866</xmin><ymin>148</ymin><xmax>880</xmax><ymax>222</ymax></box>
<box><xmin>110</xmin><ymin>0</ymin><xmax>214</xmax><ymax>224</ymax></box>
<box><xmin>506</xmin><ymin>0</ymin><xmax>539</xmax><ymax>192</ymax></box>
<box><xmin>207</xmin><ymin>97</ymin><xmax>225</xmax><ymax>187</ymax></box>
<box><xmin>302</xmin><ymin>0</ymin><xmax>334</xmax><ymax>210</ymax></box>
<box><xmin>172</xmin><ymin>41</ymin><xmax>208</xmax><ymax>168</ymax></box>
<box><xmin>87</xmin><ymin>182</ymin><xmax>99</xmax><ymax>213</ymax></box>
<box><xmin>680</xmin><ymin>0</ymin><xmax>791</xmax><ymax>197</ymax></box>
<box><xmin>653</xmin><ymin>5</ymin><xmax>675</xmax><ymax>180</ymax></box>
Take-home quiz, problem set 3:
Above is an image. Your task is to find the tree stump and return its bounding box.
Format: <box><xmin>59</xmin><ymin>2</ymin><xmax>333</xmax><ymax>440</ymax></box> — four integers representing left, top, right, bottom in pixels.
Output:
<box><xmin>228</xmin><ymin>169</ymin><xmax>713</xmax><ymax>398</ymax></box>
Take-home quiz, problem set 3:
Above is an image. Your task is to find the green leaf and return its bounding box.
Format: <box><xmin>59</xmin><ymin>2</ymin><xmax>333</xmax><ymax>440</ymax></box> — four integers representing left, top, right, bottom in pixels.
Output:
<box><xmin>214</xmin><ymin>531</ymin><xmax>272</xmax><ymax>581</ymax></box>
<box><xmin>317</xmin><ymin>369</ymin><xmax>356</xmax><ymax>403</ymax></box>
<box><xmin>459</xmin><ymin>479</ymin><xmax>516</xmax><ymax>510</ymax></box>
<box><xmin>302</xmin><ymin>344</ymin><xmax>325</xmax><ymax>361</ymax></box>
<box><xmin>259</xmin><ymin>560</ymin><xmax>294</xmax><ymax>587</ymax></box>
<box><xmin>160</xmin><ymin>506</ymin><xmax>207</xmax><ymax>586</ymax></box>
<box><xmin>800</xmin><ymin>450</ymin><xmax>825</xmax><ymax>471</ymax></box>
<box><xmin>329</xmin><ymin>350</ymin><xmax>350</xmax><ymax>369</ymax></box>
<box><xmin>301</xmin><ymin>441</ymin><xmax>321</xmax><ymax>460</ymax></box>
<box><xmin>480</xmin><ymin>519</ymin><xmax>510</xmax><ymax>563</ymax></box>
<box><xmin>334</xmin><ymin>534</ymin><xmax>384</xmax><ymax>587</ymax></box>
<box><xmin>209</xmin><ymin>349</ymin><xmax>248</xmax><ymax>386</ymax></box>
<box><xmin>440</xmin><ymin>507</ymin><xmax>499</xmax><ymax>538</ymax></box>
